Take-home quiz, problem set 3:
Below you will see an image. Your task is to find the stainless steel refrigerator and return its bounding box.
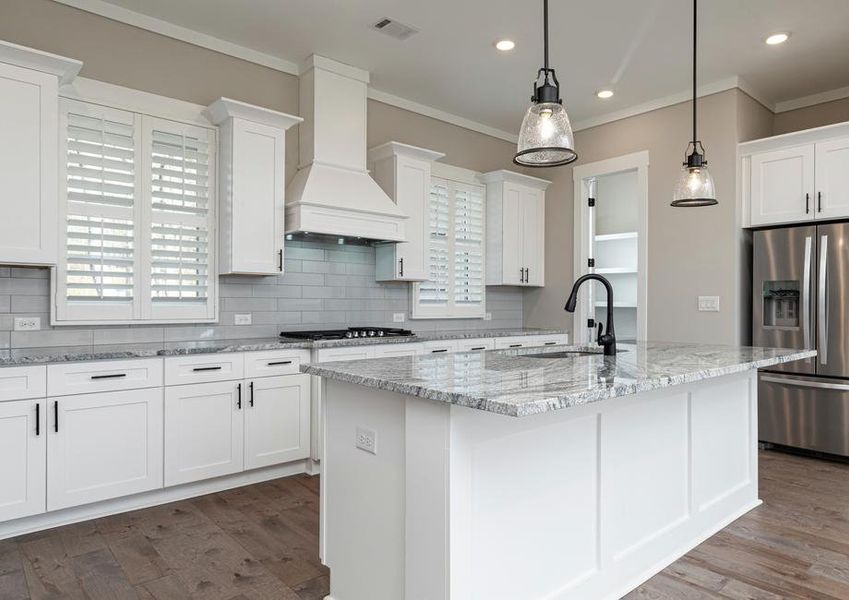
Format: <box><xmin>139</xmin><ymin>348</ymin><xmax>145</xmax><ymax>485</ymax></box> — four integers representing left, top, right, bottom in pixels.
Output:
<box><xmin>754</xmin><ymin>223</ymin><xmax>849</xmax><ymax>457</ymax></box>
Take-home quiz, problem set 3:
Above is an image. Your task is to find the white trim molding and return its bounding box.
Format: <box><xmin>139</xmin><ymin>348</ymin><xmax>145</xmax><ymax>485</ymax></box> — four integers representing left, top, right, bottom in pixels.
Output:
<box><xmin>775</xmin><ymin>85</ymin><xmax>849</xmax><ymax>113</ymax></box>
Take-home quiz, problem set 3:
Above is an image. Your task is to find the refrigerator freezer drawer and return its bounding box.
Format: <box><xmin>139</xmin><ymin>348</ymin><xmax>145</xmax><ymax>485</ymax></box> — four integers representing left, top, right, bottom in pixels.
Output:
<box><xmin>759</xmin><ymin>373</ymin><xmax>849</xmax><ymax>457</ymax></box>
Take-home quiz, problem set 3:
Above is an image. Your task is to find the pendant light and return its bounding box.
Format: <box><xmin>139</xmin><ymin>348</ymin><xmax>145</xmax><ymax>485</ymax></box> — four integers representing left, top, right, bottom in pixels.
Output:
<box><xmin>514</xmin><ymin>0</ymin><xmax>577</xmax><ymax>167</ymax></box>
<box><xmin>671</xmin><ymin>0</ymin><xmax>717</xmax><ymax>207</ymax></box>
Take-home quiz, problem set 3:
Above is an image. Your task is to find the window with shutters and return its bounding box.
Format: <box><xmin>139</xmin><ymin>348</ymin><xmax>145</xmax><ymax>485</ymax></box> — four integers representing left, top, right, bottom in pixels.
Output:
<box><xmin>412</xmin><ymin>176</ymin><xmax>486</xmax><ymax>318</ymax></box>
<box><xmin>54</xmin><ymin>100</ymin><xmax>216</xmax><ymax>324</ymax></box>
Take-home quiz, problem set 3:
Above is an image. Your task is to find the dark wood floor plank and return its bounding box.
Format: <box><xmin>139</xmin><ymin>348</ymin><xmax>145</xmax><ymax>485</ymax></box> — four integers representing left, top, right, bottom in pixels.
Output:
<box><xmin>69</xmin><ymin>548</ymin><xmax>138</xmax><ymax>600</ymax></box>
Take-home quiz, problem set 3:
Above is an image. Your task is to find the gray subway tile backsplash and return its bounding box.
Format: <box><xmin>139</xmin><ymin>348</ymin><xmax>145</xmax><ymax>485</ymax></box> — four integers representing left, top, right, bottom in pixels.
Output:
<box><xmin>0</xmin><ymin>240</ymin><xmax>523</xmax><ymax>348</ymax></box>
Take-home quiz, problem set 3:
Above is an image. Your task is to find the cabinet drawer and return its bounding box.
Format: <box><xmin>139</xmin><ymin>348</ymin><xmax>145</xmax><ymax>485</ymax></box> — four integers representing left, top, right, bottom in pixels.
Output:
<box><xmin>0</xmin><ymin>365</ymin><xmax>46</xmax><ymax>401</ymax></box>
<box><xmin>164</xmin><ymin>353</ymin><xmax>244</xmax><ymax>386</ymax></box>
<box><xmin>245</xmin><ymin>349</ymin><xmax>309</xmax><ymax>379</ymax></box>
<box><xmin>455</xmin><ymin>338</ymin><xmax>495</xmax><ymax>352</ymax></box>
<box><xmin>371</xmin><ymin>343</ymin><xmax>423</xmax><ymax>358</ymax></box>
<box><xmin>494</xmin><ymin>337</ymin><xmax>530</xmax><ymax>350</ymax></box>
<box><xmin>316</xmin><ymin>347</ymin><xmax>373</xmax><ymax>363</ymax></box>
<box><xmin>423</xmin><ymin>340</ymin><xmax>457</xmax><ymax>354</ymax></box>
<box><xmin>524</xmin><ymin>334</ymin><xmax>569</xmax><ymax>347</ymax></box>
<box><xmin>48</xmin><ymin>359</ymin><xmax>162</xmax><ymax>396</ymax></box>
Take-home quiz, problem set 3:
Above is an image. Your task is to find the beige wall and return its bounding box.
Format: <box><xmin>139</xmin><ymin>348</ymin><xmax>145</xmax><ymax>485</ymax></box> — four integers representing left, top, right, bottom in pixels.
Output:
<box><xmin>526</xmin><ymin>90</ymin><xmax>754</xmax><ymax>344</ymax></box>
<box><xmin>774</xmin><ymin>97</ymin><xmax>849</xmax><ymax>135</ymax></box>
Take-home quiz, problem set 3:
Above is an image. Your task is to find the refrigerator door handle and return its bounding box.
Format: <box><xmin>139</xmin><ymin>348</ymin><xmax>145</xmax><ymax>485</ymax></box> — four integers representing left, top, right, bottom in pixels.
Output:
<box><xmin>819</xmin><ymin>234</ymin><xmax>829</xmax><ymax>365</ymax></box>
<box><xmin>802</xmin><ymin>236</ymin><xmax>812</xmax><ymax>349</ymax></box>
<box><xmin>761</xmin><ymin>375</ymin><xmax>849</xmax><ymax>392</ymax></box>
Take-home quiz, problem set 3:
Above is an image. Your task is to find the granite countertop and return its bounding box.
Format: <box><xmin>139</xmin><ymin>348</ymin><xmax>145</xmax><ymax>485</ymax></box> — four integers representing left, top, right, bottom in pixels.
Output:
<box><xmin>0</xmin><ymin>328</ymin><xmax>567</xmax><ymax>366</ymax></box>
<box><xmin>301</xmin><ymin>342</ymin><xmax>817</xmax><ymax>417</ymax></box>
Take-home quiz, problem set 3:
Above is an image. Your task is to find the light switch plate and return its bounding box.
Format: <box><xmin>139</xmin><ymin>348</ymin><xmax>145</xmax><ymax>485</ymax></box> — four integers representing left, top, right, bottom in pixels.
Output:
<box><xmin>697</xmin><ymin>296</ymin><xmax>720</xmax><ymax>312</ymax></box>
<box><xmin>13</xmin><ymin>317</ymin><xmax>40</xmax><ymax>331</ymax></box>
<box><xmin>234</xmin><ymin>313</ymin><xmax>252</xmax><ymax>325</ymax></box>
<box><xmin>393</xmin><ymin>313</ymin><xmax>405</xmax><ymax>323</ymax></box>
<box><xmin>484</xmin><ymin>312</ymin><xmax>492</xmax><ymax>321</ymax></box>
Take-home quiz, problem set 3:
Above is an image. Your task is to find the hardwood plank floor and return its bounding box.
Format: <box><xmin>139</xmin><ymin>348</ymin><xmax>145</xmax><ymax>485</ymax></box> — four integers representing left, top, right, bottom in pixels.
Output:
<box><xmin>1</xmin><ymin>450</ymin><xmax>847</xmax><ymax>599</ymax></box>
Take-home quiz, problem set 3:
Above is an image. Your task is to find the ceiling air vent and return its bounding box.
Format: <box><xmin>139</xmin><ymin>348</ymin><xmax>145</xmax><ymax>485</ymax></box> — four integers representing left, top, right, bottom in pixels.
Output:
<box><xmin>371</xmin><ymin>17</ymin><xmax>419</xmax><ymax>41</ymax></box>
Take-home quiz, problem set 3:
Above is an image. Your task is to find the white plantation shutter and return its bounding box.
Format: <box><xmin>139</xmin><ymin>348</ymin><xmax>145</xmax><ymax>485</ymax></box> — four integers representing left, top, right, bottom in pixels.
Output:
<box><xmin>145</xmin><ymin>118</ymin><xmax>215</xmax><ymax>320</ymax></box>
<box><xmin>56</xmin><ymin>101</ymin><xmax>216</xmax><ymax>324</ymax></box>
<box><xmin>413</xmin><ymin>176</ymin><xmax>486</xmax><ymax>318</ymax></box>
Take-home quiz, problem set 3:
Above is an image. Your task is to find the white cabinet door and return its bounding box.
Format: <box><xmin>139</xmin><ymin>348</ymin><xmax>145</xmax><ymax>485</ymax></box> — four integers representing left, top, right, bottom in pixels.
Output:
<box><xmin>245</xmin><ymin>374</ymin><xmax>310</xmax><ymax>470</ymax></box>
<box><xmin>522</xmin><ymin>190</ymin><xmax>545</xmax><ymax>287</ymax></box>
<box><xmin>0</xmin><ymin>62</ymin><xmax>58</xmax><ymax>265</ymax></box>
<box><xmin>0</xmin><ymin>399</ymin><xmax>46</xmax><ymax>521</ymax></box>
<box><xmin>501</xmin><ymin>183</ymin><xmax>524</xmax><ymax>285</ymax></box>
<box><xmin>815</xmin><ymin>137</ymin><xmax>849</xmax><ymax>221</ymax></box>
<box><xmin>164</xmin><ymin>381</ymin><xmax>244</xmax><ymax>486</ymax></box>
<box><xmin>228</xmin><ymin>119</ymin><xmax>285</xmax><ymax>274</ymax></box>
<box><xmin>750</xmin><ymin>145</ymin><xmax>814</xmax><ymax>226</ymax></box>
<box><xmin>47</xmin><ymin>388</ymin><xmax>163</xmax><ymax>511</ymax></box>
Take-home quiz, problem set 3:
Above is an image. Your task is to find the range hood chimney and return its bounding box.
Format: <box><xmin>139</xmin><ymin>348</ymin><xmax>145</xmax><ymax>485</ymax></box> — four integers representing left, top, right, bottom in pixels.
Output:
<box><xmin>285</xmin><ymin>55</ymin><xmax>407</xmax><ymax>243</ymax></box>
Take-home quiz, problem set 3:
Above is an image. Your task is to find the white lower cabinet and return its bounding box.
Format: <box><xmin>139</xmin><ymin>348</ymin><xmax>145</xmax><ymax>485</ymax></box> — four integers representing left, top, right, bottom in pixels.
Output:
<box><xmin>164</xmin><ymin>380</ymin><xmax>244</xmax><ymax>486</ymax></box>
<box><xmin>47</xmin><ymin>388</ymin><xmax>163</xmax><ymax>511</ymax></box>
<box><xmin>245</xmin><ymin>374</ymin><xmax>310</xmax><ymax>470</ymax></box>
<box><xmin>0</xmin><ymin>399</ymin><xmax>46</xmax><ymax>522</ymax></box>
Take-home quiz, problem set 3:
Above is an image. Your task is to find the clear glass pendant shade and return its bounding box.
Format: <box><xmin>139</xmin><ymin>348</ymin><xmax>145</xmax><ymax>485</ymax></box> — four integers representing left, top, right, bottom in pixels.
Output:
<box><xmin>514</xmin><ymin>102</ymin><xmax>577</xmax><ymax>167</ymax></box>
<box><xmin>671</xmin><ymin>163</ymin><xmax>717</xmax><ymax>207</ymax></box>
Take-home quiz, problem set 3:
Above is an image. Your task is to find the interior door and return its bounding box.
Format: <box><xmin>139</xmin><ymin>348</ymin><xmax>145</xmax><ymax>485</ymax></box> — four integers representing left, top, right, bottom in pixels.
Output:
<box><xmin>814</xmin><ymin>137</ymin><xmax>849</xmax><ymax>221</ymax></box>
<box><xmin>750</xmin><ymin>145</ymin><xmax>815</xmax><ymax>226</ymax></box>
<box><xmin>501</xmin><ymin>183</ymin><xmax>524</xmax><ymax>285</ymax></box>
<box><xmin>245</xmin><ymin>374</ymin><xmax>310</xmax><ymax>470</ymax></box>
<box><xmin>0</xmin><ymin>399</ymin><xmax>46</xmax><ymax>521</ymax></box>
<box><xmin>164</xmin><ymin>381</ymin><xmax>244</xmax><ymax>486</ymax></box>
<box><xmin>521</xmin><ymin>189</ymin><xmax>544</xmax><ymax>286</ymax></box>
<box><xmin>752</xmin><ymin>225</ymin><xmax>816</xmax><ymax>374</ymax></box>
<box><xmin>816</xmin><ymin>222</ymin><xmax>849</xmax><ymax>378</ymax></box>
<box><xmin>47</xmin><ymin>389</ymin><xmax>163</xmax><ymax>510</ymax></box>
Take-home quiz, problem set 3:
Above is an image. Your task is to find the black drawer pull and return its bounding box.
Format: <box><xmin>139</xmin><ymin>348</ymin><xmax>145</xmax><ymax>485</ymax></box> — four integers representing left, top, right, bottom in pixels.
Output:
<box><xmin>470</xmin><ymin>346</ymin><xmax>486</xmax><ymax>351</ymax></box>
<box><xmin>54</xmin><ymin>401</ymin><xmax>58</xmax><ymax>433</ymax></box>
<box><xmin>431</xmin><ymin>349</ymin><xmax>448</xmax><ymax>353</ymax></box>
<box><xmin>249</xmin><ymin>381</ymin><xmax>254</xmax><ymax>407</ymax></box>
<box><xmin>237</xmin><ymin>383</ymin><xmax>242</xmax><ymax>409</ymax></box>
<box><xmin>544</xmin><ymin>342</ymin><xmax>557</xmax><ymax>345</ymax></box>
<box><xmin>91</xmin><ymin>373</ymin><xmax>127</xmax><ymax>380</ymax></box>
<box><xmin>509</xmin><ymin>344</ymin><xmax>523</xmax><ymax>348</ymax></box>
<box><xmin>35</xmin><ymin>403</ymin><xmax>40</xmax><ymax>436</ymax></box>
<box><xmin>192</xmin><ymin>366</ymin><xmax>223</xmax><ymax>372</ymax></box>
<box><xmin>267</xmin><ymin>360</ymin><xmax>293</xmax><ymax>366</ymax></box>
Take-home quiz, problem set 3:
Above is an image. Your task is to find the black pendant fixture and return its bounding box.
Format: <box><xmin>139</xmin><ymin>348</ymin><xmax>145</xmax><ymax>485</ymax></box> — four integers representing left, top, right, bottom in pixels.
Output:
<box><xmin>514</xmin><ymin>0</ymin><xmax>577</xmax><ymax>168</ymax></box>
<box><xmin>671</xmin><ymin>0</ymin><xmax>717</xmax><ymax>207</ymax></box>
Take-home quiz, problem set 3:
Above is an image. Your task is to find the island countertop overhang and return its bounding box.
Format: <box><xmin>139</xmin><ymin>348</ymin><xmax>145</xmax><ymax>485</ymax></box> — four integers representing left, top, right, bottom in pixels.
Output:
<box><xmin>302</xmin><ymin>342</ymin><xmax>816</xmax><ymax>417</ymax></box>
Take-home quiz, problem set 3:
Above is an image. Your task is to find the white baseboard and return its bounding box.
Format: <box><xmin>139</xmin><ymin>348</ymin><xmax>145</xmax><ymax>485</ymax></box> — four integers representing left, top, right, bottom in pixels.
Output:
<box><xmin>0</xmin><ymin>460</ymin><xmax>310</xmax><ymax>541</ymax></box>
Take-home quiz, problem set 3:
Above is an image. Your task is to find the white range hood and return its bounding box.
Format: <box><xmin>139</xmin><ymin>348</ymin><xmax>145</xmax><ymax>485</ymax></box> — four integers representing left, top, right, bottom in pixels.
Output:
<box><xmin>285</xmin><ymin>55</ymin><xmax>407</xmax><ymax>243</ymax></box>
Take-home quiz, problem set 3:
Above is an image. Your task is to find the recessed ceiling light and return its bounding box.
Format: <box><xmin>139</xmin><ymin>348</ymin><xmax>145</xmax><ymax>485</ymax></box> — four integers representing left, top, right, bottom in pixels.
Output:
<box><xmin>596</xmin><ymin>89</ymin><xmax>614</xmax><ymax>99</ymax></box>
<box><xmin>765</xmin><ymin>32</ymin><xmax>789</xmax><ymax>45</ymax></box>
<box><xmin>494</xmin><ymin>39</ymin><xmax>515</xmax><ymax>51</ymax></box>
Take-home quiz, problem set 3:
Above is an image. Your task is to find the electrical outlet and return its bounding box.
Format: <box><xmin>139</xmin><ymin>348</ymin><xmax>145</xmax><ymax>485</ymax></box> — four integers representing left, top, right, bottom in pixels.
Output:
<box><xmin>484</xmin><ymin>312</ymin><xmax>492</xmax><ymax>321</ymax></box>
<box><xmin>697</xmin><ymin>296</ymin><xmax>720</xmax><ymax>312</ymax></box>
<box><xmin>234</xmin><ymin>313</ymin><xmax>252</xmax><ymax>325</ymax></box>
<box><xmin>355</xmin><ymin>427</ymin><xmax>377</xmax><ymax>455</ymax></box>
<box><xmin>13</xmin><ymin>317</ymin><xmax>40</xmax><ymax>331</ymax></box>
<box><xmin>393</xmin><ymin>313</ymin><xmax>405</xmax><ymax>323</ymax></box>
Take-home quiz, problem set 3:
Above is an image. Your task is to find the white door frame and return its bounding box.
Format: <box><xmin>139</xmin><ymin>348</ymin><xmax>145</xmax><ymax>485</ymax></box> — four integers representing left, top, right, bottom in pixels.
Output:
<box><xmin>572</xmin><ymin>151</ymin><xmax>649</xmax><ymax>343</ymax></box>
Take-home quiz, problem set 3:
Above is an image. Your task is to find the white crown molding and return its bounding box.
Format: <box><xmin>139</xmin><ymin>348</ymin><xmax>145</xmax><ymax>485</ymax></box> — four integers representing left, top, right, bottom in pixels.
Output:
<box><xmin>51</xmin><ymin>0</ymin><xmax>299</xmax><ymax>75</ymax></box>
<box><xmin>0</xmin><ymin>39</ymin><xmax>82</xmax><ymax>84</ymax></box>
<box><xmin>205</xmin><ymin>97</ymin><xmax>302</xmax><ymax>129</ymax></box>
<box><xmin>367</xmin><ymin>89</ymin><xmax>519</xmax><ymax>144</ymax></box>
<box><xmin>775</xmin><ymin>85</ymin><xmax>849</xmax><ymax>113</ymax></box>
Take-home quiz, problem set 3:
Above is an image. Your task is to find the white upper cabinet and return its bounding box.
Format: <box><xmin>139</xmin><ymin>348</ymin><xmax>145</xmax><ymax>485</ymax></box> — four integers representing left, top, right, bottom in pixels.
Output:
<box><xmin>481</xmin><ymin>170</ymin><xmax>549</xmax><ymax>287</ymax></box>
<box><xmin>206</xmin><ymin>98</ymin><xmax>301</xmax><ymax>275</ymax></box>
<box><xmin>742</xmin><ymin>123</ymin><xmax>849</xmax><ymax>227</ymax></box>
<box><xmin>369</xmin><ymin>142</ymin><xmax>444</xmax><ymax>281</ymax></box>
<box><xmin>0</xmin><ymin>41</ymin><xmax>80</xmax><ymax>266</ymax></box>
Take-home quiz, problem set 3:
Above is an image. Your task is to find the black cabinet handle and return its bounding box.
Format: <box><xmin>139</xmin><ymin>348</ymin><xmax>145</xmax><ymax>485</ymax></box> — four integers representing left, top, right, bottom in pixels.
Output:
<box><xmin>806</xmin><ymin>193</ymin><xmax>810</xmax><ymax>214</ymax></box>
<box><xmin>91</xmin><ymin>373</ymin><xmax>127</xmax><ymax>380</ymax></box>
<box><xmin>470</xmin><ymin>346</ymin><xmax>486</xmax><ymax>351</ymax></box>
<box><xmin>278</xmin><ymin>249</ymin><xmax>283</xmax><ymax>271</ymax></box>
<box><xmin>509</xmin><ymin>343</ymin><xmax>523</xmax><ymax>348</ymax></box>
<box><xmin>399</xmin><ymin>257</ymin><xmax>404</xmax><ymax>277</ymax></box>
<box><xmin>249</xmin><ymin>381</ymin><xmax>254</xmax><ymax>407</ymax></box>
<box><xmin>236</xmin><ymin>383</ymin><xmax>242</xmax><ymax>409</ymax></box>
<box><xmin>544</xmin><ymin>341</ymin><xmax>557</xmax><ymax>345</ymax></box>
<box><xmin>54</xmin><ymin>401</ymin><xmax>58</xmax><ymax>433</ymax></box>
<box><xmin>192</xmin><ymin>366</ymin><xmax>222</xmax><ymax>372</ymax></box>
<box><xmin>35</xmin><ymin>403</ymin><xmax>40</xmax><ymax>436</ymax></box>
<box><xmin>818</xmin><ymin>191</ymin><xmax>822</xmax><ymax>213</ymax></box>
<box><xmin>267</xmin><ymin>360</ymin><xmax>293</xmax><ymax>366</ymax></box>
<box><xmin>431</xmin><ymin>348</ymin><xmax>448</xmax><ymax>353</ymax></box>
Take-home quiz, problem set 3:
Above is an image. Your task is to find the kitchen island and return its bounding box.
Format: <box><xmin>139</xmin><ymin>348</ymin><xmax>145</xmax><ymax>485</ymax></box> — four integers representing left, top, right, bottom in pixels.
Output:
<box><xmin>303</xmin><ymin>342</ymin><xmax>814</xmax><ymax>600</ymax></box>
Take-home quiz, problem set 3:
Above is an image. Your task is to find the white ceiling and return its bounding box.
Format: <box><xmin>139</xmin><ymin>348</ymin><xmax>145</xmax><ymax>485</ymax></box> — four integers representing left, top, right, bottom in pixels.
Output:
<box><xmin>68</xmin><ymin>0</ymin><xmax>849</xmax><ymax>136</ymax></box>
